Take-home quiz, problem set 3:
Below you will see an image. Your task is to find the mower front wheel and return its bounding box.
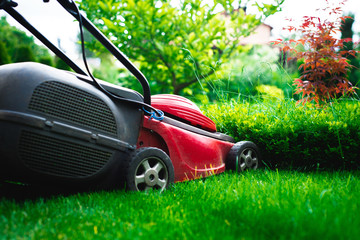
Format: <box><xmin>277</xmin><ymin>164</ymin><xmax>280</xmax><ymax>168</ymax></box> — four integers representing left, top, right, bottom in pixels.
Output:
<box><xmin>126</xmin><ymin>147</ymin><xmax>174</xmax><ymax>191</ymax></box>
<box><xmin>226</xmin><ymin>141</ymin><xmax>262</xmax><ymax>172</ymax></box>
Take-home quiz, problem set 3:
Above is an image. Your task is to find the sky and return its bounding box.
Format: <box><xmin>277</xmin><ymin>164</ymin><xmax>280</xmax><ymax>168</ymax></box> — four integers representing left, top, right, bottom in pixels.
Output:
<box><xmin>262</xmin><ymin>0</ymin><xmax>360</xmax><ymax>40</ymax></box>
<box><xmin>1</xmin><ymin>0</ymin><xmax>360</xmax><ymax>60</ymax></box>
<box><xmin>1</xmin><ymin>0</ymin><xmax>80</xmax><ymax>58</ymax></box>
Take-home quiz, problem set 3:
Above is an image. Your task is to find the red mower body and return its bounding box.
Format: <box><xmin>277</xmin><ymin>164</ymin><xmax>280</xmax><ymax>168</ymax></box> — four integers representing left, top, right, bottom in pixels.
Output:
<box><xmin>151</xmin><ymin>94</ymin><xmax>217</xmax><ymax>132</ymax></box>
<box><xmin>141</xmin><ymin>94</ymin><xmax>234</xmax><ymax>182</ymax></box>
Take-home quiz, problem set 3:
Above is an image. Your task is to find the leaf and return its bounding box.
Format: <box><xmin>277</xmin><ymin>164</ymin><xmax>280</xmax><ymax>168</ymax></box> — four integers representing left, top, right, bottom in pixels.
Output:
<box><xmin>102</xmin><ymin>17</ymin><xmax>115</xmax><ymax>29</ymax></box>
<box><xmin>271</xmin><ymin>39</ymin><xmax>283</xmax><ymax>45</ymax></box>
<box><xmin>188</xmin><ymin>32</ymin><xmax>196</xmax><ymax>43</ymax></box>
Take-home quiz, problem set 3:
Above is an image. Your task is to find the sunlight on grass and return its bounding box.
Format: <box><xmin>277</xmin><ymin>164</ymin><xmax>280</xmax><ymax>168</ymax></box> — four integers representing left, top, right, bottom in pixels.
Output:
<box><xmin>1</xmin><ymin>171</ymin><xmax>359</xmax><ymax>239</ymax></box>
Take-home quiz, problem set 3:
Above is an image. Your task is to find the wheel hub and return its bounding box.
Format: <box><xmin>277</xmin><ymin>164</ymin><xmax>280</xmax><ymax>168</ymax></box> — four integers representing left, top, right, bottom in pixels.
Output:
<box><xmin>245</xmin><ymin>155</ymin><xmax>254</xmax><ymax>167</ymax></box>
<box><xmin>144</xmin><ymin>169</ymin><xmax>158</xmax><ymax>187</ymax></box>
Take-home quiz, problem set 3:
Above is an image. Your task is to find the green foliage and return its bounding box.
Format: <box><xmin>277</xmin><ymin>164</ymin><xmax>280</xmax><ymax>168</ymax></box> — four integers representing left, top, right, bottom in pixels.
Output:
<box><xmin>0</xmin><ymin>41</ymin><xmax>10</xmax><ymax>65</ymax></box>
<box><xmin>256</xmin><ymin>84</ymin><xmax>284</xmax><ymax>102</ymax></box>
<box><xmin>255</xmin><ymin>0</ymin><xmax>285</xmax><ymax>17</ymax></box>
<box><xmin>92</xmin><ymin>54</ymin><xmax>122</xmax><ymax>84</ymax></box>
<box><xmin>54</xmin><ymin>56</ymin><xmax>71</xmax><ymax>71</ymax></box>
<box><xmin>1</xmin><ymin>171</ymin><xmax>360</xmax><ymax>239</ymax></box>
<box><xmin>204</xmin><ymin>45</ymin><xmax>296</xmax><ymax>101</ymax></box>
<box><xmin>0</xmin><ymin>16</ymin><xmax>53</xmax><ymax>65</ymax></box>
<box><xmin>38</xmin><ymin>56</ymin><xmax>54</xmax><ymax>67</ymax></box>
<box><xmin>341</xmin><ymin>13</ymin><xmax>355</xmax><ymax>49</ymax></box>
<box><xmin>13</xmin><ymin>45</ymin><xmax>36</xmax><ymax>63</ymax></box>
<box><xmin>79</xmin><ymin>0</ymin><xmax>282</xmax><ymax>95</ymax></box>
<box><xmin>202</xmin><ymin>99</ymin><xmax>360</xmax><ymax>170</ymax></box>
<box><xmin>340</xmin><ymin>13</ymin><xmax>360</xmax><ymax>90</ymax></box>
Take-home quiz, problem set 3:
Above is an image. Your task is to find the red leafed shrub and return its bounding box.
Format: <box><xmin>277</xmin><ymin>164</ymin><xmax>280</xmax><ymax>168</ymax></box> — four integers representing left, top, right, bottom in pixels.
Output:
<box><xmin>274</xmin><ymin>0</ymin><xmax>358</xmax><ymax>105</ymax></box>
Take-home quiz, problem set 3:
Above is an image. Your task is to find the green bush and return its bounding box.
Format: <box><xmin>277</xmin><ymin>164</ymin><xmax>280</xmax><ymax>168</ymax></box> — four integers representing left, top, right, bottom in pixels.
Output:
<box><xmin>255</xmin><ymin>84</ymin><xmax>284</xmax><ymax>102</ymax></box>
<box><xmin>13</xmin><ymin>45</ymin><xmax>36</xmax><ymax>63</ymax></box>
<box><xmin>202</xmin><ymin>99</ymin><xmax>360</xmax><ymax>170</ymax></box>
<box><xmin>38</xmin><ymin>56</ymin><xmax>54</xmax><ymax>67</ymax></box>
<box><xmin>0</xmin><ymin>16</ymin><xmax>54</xmax><ymax>66</ymax></box>
<box><xmin>54</xmin><ymin>57</ymin><xmax>71</xmax><ymax>71</ymax></box>
<box><xmin>0</xmin><ymin>41</ymin><xmax>10</xmax><ymax>65</ymax></box>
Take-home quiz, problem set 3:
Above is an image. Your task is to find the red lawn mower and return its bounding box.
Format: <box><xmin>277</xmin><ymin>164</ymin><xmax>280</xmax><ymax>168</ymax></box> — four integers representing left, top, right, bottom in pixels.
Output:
<box><xmin>0</xmin><ymin>0</ymin><xmax>261</xmax><ymax>191</ymax></box>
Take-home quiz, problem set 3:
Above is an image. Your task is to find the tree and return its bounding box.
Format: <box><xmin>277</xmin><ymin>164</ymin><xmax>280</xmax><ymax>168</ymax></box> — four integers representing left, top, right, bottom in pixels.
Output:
<box><xmin>274</xmin><ymin>0</ymin><xmax>358</xmax><ymax>105</ymax></box>
<box><xmin>54</xmin><ymin>56</ymin><xmax>72</xmax><ymax>71</ymax></box>
<box><xmin>0</xmin><ymin>41</ymin><xmax>10</xmax><ymax>65</ymax></box>
<box><xmin>340</xmin><ymin>13</ymin><xmax>360</xmax><ymax>89</ymax></box>
<box><xmin>13</xmin><ymin>45</ymin><xmax>36</xmax><ymax>63</ymax></box>
<box><xmin>80</xmin><ymin>0</ymin><xmax>283</xmax><ymax>95</ymax></box>
<box><xmin>0</xmin><ymin>16</ymin><xmax>53</xmax><ymax>65</ymax></box>
<box><xmin>38</xmin><ymin>56</ymin><xmax>54</xmax><ymax>66</ymax></box>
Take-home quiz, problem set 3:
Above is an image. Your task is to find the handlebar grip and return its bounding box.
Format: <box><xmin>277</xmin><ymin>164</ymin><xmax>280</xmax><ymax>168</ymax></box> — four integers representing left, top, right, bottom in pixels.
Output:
<box><xmin>0</xmin><ymin>0</ymin><xmax>18</xmax><ymax>8</ymax></box>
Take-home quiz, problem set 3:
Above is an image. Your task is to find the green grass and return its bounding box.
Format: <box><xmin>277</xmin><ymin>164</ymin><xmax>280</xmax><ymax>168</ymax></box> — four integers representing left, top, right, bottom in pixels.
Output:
<box><xmin>1</xmin><ymin>170</ymin><xmax>360</xmax><ymax>239</ymax></box>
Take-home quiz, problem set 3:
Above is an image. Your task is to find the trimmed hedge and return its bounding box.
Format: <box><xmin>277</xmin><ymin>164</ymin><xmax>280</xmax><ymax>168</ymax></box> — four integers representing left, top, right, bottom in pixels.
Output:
<box><xmin>202</xmin><ymin>99</ymin><xmax>360</xmax><ymax>170</ymax></box>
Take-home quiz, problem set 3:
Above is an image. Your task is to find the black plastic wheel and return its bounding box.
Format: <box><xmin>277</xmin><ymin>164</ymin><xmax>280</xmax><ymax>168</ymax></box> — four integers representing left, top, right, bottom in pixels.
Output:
<box><xmin>125</xmin><ymin>147</ymin><xmax>174</xmax><ymax>191</ymax></box>
<box><xmin>226</xmin><ymin>141</ymin><xmax>262</xmax><ymax>172</ymax></box>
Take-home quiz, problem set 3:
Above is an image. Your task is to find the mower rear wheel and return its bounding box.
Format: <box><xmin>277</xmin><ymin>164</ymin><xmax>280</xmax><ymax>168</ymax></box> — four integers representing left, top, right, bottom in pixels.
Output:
<box><xmin>226</xmin><ymin>141</ymin><xmax>261</xmax><ymax>172</ymax></box>
<box><xmin>126</xmin><ymin>147</ymin><xmax>174</xmax><ymax>191</ymax></box>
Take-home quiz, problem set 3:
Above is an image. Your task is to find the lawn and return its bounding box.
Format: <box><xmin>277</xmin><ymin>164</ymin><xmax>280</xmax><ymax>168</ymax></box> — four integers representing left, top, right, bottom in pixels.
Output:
<box><xmin>1</xmin><ymin>170</ymin><xmax>359</xmax><ymax>240</ymax></box>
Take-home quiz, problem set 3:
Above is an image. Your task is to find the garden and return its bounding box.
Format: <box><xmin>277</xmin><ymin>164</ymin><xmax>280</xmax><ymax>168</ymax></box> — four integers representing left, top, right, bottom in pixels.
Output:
<box><xmin>1</xmin><ymin>0</ymin><xmax>360</xmax><ymax>239</ymax></box>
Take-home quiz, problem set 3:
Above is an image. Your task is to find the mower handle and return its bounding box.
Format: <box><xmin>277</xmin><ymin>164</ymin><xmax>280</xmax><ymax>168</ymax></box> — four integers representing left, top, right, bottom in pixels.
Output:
<box><xmin>0</xmin><ymin>0</ymin><xmax>151</xmax><ymax>105</ymax></box>
<box><xmin>0</xmin><ymin>0</ymin><xmax>17</xmax><ymax>8</ymax></box>
<box><xmin>56</xmin><ymin>0</ymin><xmax>151</xmax><ymax>105</ymax></box>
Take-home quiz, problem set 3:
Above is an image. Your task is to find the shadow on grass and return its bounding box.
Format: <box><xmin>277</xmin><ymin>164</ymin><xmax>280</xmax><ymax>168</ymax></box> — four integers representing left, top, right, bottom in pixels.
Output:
<box><xmin>0</xmin><ymin>181</ymin><xmax>99</xmax><ymax>202</ymax></box>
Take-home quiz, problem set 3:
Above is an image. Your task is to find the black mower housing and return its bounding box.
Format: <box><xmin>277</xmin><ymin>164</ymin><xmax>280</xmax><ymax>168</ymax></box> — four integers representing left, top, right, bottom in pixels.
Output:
<box><xmin>0</xmin><ymin>62</ymin><xmax>143</xmax><ymax>185</ymax></box>
<box><xmin>0</xmin><ymin>0</ymin><xmax>155</xmax><ymax>187</ymax></box>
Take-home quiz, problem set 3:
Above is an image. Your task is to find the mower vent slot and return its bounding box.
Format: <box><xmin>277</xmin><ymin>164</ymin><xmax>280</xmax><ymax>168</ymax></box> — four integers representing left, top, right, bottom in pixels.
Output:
<box><xmin>20</xmin><ymin>131</ymin><xmax>113</xmax><ymax>178</ymax></box>
<box><xmin>28</xmin><ymin>81</ymin><xmax>117</xmax><ymax>135</ymax></box>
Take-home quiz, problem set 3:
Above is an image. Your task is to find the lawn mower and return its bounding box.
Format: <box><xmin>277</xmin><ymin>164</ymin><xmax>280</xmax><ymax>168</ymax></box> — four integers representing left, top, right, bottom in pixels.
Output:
<box><xmin>0</xmin><ymin>0</ymin><xmax>261</xmax><ymax>191</ymax></box>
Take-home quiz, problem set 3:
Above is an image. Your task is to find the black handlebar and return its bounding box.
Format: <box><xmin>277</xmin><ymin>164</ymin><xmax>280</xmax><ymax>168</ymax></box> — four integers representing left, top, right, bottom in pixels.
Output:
<box><xmin>0</xmin><ymin>0</ymin><xmax>151</xmax><ymax>105</ymax></box>
<box><xmin>0</xmin><ymin>0</ymin><xmax>17</xmax><ymax>8</ymax></box>
<box><xmin>56</xmin><ymin>0</ymin><xmax>151</xmax><ymax>105</ymax></box>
